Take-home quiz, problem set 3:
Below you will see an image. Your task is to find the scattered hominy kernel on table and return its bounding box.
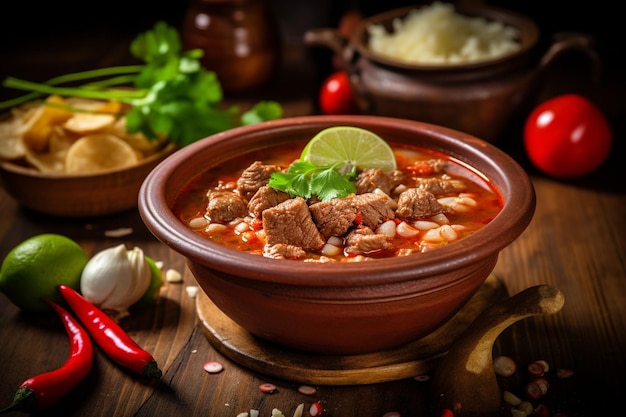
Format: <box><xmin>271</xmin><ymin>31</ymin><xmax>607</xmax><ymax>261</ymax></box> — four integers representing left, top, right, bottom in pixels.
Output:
<box><xmin>165</xmin><ymin>268</ymin><xmax>182</xmax><ymax>283</ymax></box>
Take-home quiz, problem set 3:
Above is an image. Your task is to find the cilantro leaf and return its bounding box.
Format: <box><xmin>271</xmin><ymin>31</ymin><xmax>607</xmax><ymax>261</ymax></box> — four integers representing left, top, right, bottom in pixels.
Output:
<box><xmin>241</xmin><ymin>101</ymin><xmax>283</xmax><ymax>125</ymax></box>
<box><xmin>268</xmin><ymin>160</ymin><xmax>357</xmax><ymax>202</ymax></box>
<box><xmin>0</xmin><ymin>21</ymin><xmax>282</xmax><ymax>148</ymax></box>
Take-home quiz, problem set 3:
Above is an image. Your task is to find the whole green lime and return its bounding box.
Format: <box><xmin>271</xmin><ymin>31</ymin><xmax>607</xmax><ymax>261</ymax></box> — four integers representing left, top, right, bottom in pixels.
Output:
<box><xmin>0</xmin><ymin>234</ymin><xmax>88</xmax><ymax>313</ymax></box>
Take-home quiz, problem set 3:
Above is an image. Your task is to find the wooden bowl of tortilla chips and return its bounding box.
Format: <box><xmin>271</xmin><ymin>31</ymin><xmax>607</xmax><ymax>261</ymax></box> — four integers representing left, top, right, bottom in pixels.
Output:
<box><xmin>0</xmin><ymin>95</ymin><xmax>176</xmax><ymax>217</ymax></box>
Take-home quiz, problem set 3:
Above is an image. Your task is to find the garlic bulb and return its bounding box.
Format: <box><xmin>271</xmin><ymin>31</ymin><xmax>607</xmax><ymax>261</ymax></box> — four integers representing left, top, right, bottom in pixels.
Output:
<box><xmin>80</xmin><ymin>244</ymin><xmax>151</xmax><ymax>316</ymax></box>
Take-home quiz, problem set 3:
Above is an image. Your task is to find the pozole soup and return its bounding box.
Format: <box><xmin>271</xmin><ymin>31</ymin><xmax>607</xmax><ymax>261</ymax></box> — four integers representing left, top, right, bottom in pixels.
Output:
<box><xmin>173</xmin><ymin>136</ymin><xmax>503</xmax><ymax>262</ymax></box>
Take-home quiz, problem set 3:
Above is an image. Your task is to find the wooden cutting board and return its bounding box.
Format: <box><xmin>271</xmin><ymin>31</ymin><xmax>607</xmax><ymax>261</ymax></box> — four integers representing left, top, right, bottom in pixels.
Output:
<box><xmin>196</xmin><ymin>273</ymin><xmax>507</xmax><ymax>385</ymax></box>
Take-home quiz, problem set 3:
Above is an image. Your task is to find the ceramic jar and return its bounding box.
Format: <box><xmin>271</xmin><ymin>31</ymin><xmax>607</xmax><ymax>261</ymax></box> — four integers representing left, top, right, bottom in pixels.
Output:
<box><xmin>182</xmin><ymin>0</ymin><xmax>281</xmax><ymax>94</ymax></box>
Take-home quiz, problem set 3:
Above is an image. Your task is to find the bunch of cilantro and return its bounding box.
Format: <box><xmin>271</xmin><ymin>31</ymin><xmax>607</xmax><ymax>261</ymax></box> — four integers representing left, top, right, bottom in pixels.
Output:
<box><xmin>0</xmin><ymin>21</ymin><xmax>282</xmax><ymax>147</ymax></box>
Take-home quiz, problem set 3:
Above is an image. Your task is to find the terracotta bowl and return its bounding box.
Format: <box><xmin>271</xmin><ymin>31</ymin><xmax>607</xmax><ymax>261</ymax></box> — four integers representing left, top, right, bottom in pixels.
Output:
<box><xmin>0</xmin><ymin>143</ymin><xmax>177</xmax><ymax>218</ymax></box>
<box><xmin>138</xmin><ymin>115</ymin><xmax>535</xmax><ymax>355</ymax></box>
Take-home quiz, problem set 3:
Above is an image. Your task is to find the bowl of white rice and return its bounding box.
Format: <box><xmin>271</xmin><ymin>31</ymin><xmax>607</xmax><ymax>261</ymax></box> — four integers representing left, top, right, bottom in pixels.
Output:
<box><xmin>305</xmin><ymin>1</ymin><xmax>598</xmax><ymax>142</ymax></box>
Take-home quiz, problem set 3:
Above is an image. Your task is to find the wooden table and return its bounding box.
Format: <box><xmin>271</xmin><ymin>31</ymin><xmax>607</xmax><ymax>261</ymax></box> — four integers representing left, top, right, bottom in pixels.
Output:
<box><xmin>1</xmin><ymin>10</ymin><xmax>625</xmax><ymax>417</ymax></box>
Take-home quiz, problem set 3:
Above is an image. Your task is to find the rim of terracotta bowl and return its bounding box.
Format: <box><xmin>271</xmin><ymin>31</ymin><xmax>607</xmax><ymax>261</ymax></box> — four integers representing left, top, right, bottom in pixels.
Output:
<box><xmin>139</xmin><ymin>115</ymin><xmax>535</xmax><ymax>287</ymax></box>
<box><xmin>350</xmin><ymin>3</ymin><xmax>540</xmax><ymax>71</ymax></box>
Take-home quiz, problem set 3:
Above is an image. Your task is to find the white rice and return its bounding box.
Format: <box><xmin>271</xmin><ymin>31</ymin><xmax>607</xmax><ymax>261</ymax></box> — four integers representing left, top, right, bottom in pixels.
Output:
<box><xmin>367</xmin><ymin>1</ymin><xmax>521</xmax><ymax>64</ymax></box>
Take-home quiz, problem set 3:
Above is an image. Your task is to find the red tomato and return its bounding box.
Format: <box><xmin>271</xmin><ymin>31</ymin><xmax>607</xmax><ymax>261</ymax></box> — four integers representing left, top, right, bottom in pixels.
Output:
<box><xmin>524</xmin><ymin>94</ymin><xmax>612</xmax><ymax>178</ymax></box>
<box><xmin>319</xmin><ymin>71</ymin><xmax>359</xmax><ymax>115</ymax></box>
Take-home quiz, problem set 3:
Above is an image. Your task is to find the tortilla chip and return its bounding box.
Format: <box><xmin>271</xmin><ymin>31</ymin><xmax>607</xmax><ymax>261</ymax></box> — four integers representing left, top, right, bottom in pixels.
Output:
<box><xmin>65</xmin><ymin>133</ymin><xmax>140</xmax><ymax>174</ymax></box>
<box><xmin>21</xmin><ymin>95</ymin><xmax>73</xmax><ymax>153</ymax></box>
<box><xmin>0</xmin><ymin>116</ymin><xmax>27</xmax><ymax>160</ymax></box>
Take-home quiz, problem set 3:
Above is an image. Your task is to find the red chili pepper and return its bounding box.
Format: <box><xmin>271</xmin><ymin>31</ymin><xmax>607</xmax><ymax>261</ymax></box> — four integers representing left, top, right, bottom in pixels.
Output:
<box><xmin>0</xmin><ymin>300</ymin><xmax>93</xmax><ymax>413</ymax></box>
<box><xmin>57</xmin><ymin>284</ymin><xmax>163</xmax><ymax>379</ymax></box>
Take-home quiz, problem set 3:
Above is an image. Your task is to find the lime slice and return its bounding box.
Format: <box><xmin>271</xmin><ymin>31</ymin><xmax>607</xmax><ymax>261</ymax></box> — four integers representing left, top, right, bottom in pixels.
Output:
<box><xmin>301</xmin><ymin>126</ymin><xmax>397</xmax><ymax>173</ymax></box>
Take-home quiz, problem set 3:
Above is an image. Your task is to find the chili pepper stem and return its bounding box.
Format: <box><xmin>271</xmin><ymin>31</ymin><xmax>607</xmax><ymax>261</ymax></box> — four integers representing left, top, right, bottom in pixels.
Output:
<box><xmin>0</xmin><ymin>387</ymin><xmax>37</xmax><ymax>414</ymax></box>
<box><xmin>0</xmin><ymin>300</ymin><xmax>93</xmax><ymax>413</ymax></box>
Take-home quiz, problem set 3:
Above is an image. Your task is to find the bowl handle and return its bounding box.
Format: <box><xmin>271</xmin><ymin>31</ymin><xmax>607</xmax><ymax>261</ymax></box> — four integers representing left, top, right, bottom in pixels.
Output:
<box><xmin>304</xmin><ymin>28</ymin><xmax>348</xmax><ymax>60</ymax></box>
<box><xmin>430</xmin><ymin>284</ymin><xmax>565</xmax><ymax>417</ymax></box>
<box><xmin>537</xmin><ymin>31</ymin><xmax>602</xmax><ymax>81</ymax></box>
<box><xmin>304</xmin><ymin>28</ymin><xmax>371</xmax><ymax>112</ymax></box>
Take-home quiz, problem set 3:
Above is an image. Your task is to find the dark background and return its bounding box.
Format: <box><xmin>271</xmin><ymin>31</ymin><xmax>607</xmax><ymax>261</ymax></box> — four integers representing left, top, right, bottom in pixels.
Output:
<box><xmin>0</xmin><ymin>0</ymin><xmax>621</xmax><ymax>80</ymax></box>
<box><xmin>0</xmin><ymin>0</ymin><xmax>623</xmax><ymax>163</ymax></box>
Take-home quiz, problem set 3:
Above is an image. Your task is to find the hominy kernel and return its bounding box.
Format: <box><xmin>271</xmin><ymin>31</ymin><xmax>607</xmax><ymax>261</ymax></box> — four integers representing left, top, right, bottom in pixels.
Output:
<box><xmin>205</xmin><ymin>223</ymin><xmax>227</xmax><ymax>234</ymax></box>
<box><xmin>422</xmin><ymin>227</ymin><xmax>444</xmax><ymax>242</ymax></box>
<box><xmin>430</xmin><ymin>213</ymin><xmax>449</xmax><ymax>225</ymax></box>
<box><xmin>104</xmin><ymin>227</ymin><xmax>133</xmax><ymax>237</ymax></box>
<box><xmin>297</xmin><ymin>385</ymin><xmax>317</xmax><ymax>395</ymax></box>
<box><xmin>494</xmin><ymin>355</ymin><xmax>517</xmax><ymax>377</ymax></box>
<box><xmin>413</xmin><ymin>220</ymin><xmax>439</xmax><ymax>230</ymax></box>
<box><xmin>202</xmin><ymin>361</ymin><xmax>224</xmax><ymax>374</ymax></box>
<box><xmin>165</xmin><ymin>268</ymin><xmax>182</xmax><ymax>283</ymax></box>
<box><xmin>292</xmin><ymin>403</ymin><xmax>304</xmax><ymax>417</ymax></box>
<box><xmin>394</xmin><ymin>184</ymin><xmax>408</xmax><ymax>194</ymax></box>
<box><xmin>188</xmin><ymin>216</ymin><xmax>210</xmax><ymax>229</ymax></box>
<box><xmin>503</xmin><ymin>390</ymin><xmax>522</xmax><ymax>406</ymax></box>
<box><xmin>271</xmin><ymin>409</ymin><xmax>286</xmax><ymax>417</ymax></box>
<box><xmin>321</xmin><ymin>243</ymin><xmax>342</xmax><ymax>257</ymax></box>
<box><xmin>241</xmin><ymin>230</ymin><xmax>258</xmax><ymax>243</ymax></box>
<box><xmin>510</xmin><ymin>409</ymin><xmax>527</xmax><ymax>417</ymax></box>
<box><xmin>438</xmin><ymin>196</ymin><xmax>471</xmax><ymax>212</ymax></box>
<box><xmin>376</xmin><ymin>219</ymin><xmax>397</xmax><ymax>236</ymax></box>
<box><xmin>185</xmin><ymin>286</ymin><xmax>199</xmax><ymax>298</ymax></box>
<box><xmin>327</xmin><ymin>236</ymin><xmax>343</xmax><ymax>246</ymax></box>
<box><xmin>439</xmin><ymin>224</ymin><xmax>458</xmax><ymax>241</ymax></box>
<box><xmin>235</xmin><ymin>222</ymin><xmax>250</xmax><ymax>234</ymax></box>
<box><xmin>396</xmin><ymin>221</ymin><xmax>419</xmax><ymax>237</ymax></box>
<box><xmin>517</xmin><ymin>401</ymin><xmax>533</xmax><ymax>415</ymax></box>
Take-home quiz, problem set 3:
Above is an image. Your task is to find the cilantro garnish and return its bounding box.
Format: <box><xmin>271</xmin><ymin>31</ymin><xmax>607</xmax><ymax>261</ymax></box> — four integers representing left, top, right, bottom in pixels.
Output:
<box><xmin>0</xmin><ymin>21</ymin><xmax>282</xmax><ymax>147</ymax></box>
<box><xmin>269</xmin><ymin>160</ymin><xmax>357</xmax><ymax>202</ymax></box>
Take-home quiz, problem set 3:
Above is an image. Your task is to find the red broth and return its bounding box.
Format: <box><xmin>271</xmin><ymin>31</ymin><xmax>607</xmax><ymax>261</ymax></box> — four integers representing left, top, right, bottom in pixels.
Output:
<box><xmin>173</xmin><ymin>140</ymin><xmax>503</xmax><ymax>261</ymax></box>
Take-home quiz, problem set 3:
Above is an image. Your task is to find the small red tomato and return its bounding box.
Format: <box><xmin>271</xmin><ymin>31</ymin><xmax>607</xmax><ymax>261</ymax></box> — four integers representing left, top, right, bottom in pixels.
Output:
<box><xmin>319</xmin><ymin>71</ymin><xmax>359</xmax><ymax>115</ymax></box>
<box><xmin>524</xmin><ymin>94</ymin><xmax>612</xmax><ymax>178</ymax></box>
